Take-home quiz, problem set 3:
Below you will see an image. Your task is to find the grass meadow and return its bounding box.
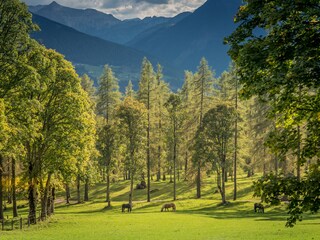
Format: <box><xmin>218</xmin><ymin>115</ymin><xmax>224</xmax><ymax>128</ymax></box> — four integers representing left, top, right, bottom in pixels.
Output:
<box><xmin>1</xmin><ymin>174</ymin><xmax>319</xmax><ymax>240</ymax></box>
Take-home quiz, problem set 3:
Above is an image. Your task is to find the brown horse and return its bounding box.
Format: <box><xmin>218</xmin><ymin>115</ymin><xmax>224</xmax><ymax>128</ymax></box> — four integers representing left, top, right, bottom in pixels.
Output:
<box><xmin>161</xmin><ymin>203</ymin><xmax>176</xmax><ymax>212</ymax></box>
<box><xmin>122</xmin><ymin>203</ymin><xmax>132</xmax><ymax>212</ymax></box>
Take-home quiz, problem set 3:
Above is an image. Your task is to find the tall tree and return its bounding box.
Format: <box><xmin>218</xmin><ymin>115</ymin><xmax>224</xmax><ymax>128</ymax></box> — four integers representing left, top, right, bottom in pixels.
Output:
<box><xmin>193</xmin><ymin>58</ymin><xmax>214</xmax><ymax>199</ymax></box>
<box><xmin>180</xmin><ymin>71</ymin><xmax>197</xmax><ymax>181</ymax></box>
<box><xmin>96</xmin><ymin>65</ymin><xmax>121</xmax><ymax>206</ymax></box>
<box><xmin>137</xmin><ymin>58</ymin><xmax>156</xmax><ymax>202</ymax></box>
<box><xmin>154</xmin><ymin>64</ymin><xmax>170</xmax><ymax>181</ymax></box>
<box><xmin>0</xmin><ymin>0</ymin><xmax>38</xmax><ymax>219</ymax></box>
<box><xmin>217</xmin><ymin>69</ymin><xmax>239</xmax><ymax>199</ymax></box>
<box><xmin>194</xmin><ymin>105</ymin><xmax>236</xmax><ymax>204</ymax></box>
<box><xmin>226</xmin><ymin>0</ymin><xmax>320</xmax><ymax>225</ymax></box>
<box><xmin>21</xmin><ymin>46</ymin><xmax>96</xmax><ymax>222</ymax></box>
<box><xmin>117</xmin><ymin>97</ymin><xmax>147</xmax><ymax>206</ymax></box>
<box><xmin>81</xmin><ymin>74</ymin><xmax>97</xmax><ymax>202</ymax></box>
<box><xmin>165</xmin><ymin>94</ymin><xmax>183</xmax><ymax>201</ymax></box>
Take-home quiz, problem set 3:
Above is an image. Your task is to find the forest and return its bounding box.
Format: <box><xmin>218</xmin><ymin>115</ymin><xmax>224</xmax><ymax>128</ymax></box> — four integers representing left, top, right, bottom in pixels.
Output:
<box><xmin>0</xmin><ymin>0</ymin><xmax>319</xmax><ymax>238</ymax></box>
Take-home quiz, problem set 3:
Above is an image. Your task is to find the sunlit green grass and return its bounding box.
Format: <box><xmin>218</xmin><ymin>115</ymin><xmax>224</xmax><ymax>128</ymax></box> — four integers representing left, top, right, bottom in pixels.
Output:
<box><xmin>1</xmin><ymin>174</ymin><xmax>319</xmax><ymax>239</ymax></box>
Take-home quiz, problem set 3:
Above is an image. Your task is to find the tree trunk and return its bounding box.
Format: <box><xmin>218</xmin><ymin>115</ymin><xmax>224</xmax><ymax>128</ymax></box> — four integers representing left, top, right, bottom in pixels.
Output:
<box><xmin>77</xmin><ymin>174</ymin><xmax>81</xmax><ymax>204</ymax></box>
<box><xmin>157</xmin><ymin>145</ymin><xmax>161</xmax><ymax>181</ymax></box>
<box><xmin>184</xmin><ymin>151</ymin><xmax>188</xmax><ymax>181</ymax></box>
<box><xmin>12</xmin><ymin>157</ymin><xmax>18</xmax><ymax>217</ymax></box>
<box><xmin>0</xmin><ymin>154</ymin><xmax>4</xmax><ymax>220</ymax></box>
<box><xmin>7</xmin><ymin>158</ymin><xmax>11</xmax><ymax>204</ymax></box>
<box><xmin>50</xmin><ymin>187</ymin><xmax>55</xmax><ymax>215</ymax></box>
<box><xmin>233</xmin><ymin>76</ymin><xmax>238</xmax><ymax>201</ymax></box>
<box><xmin>162</xmin><ymin>171</ymin><xmax>166</xmax><ymax>181</ymax></box>
<box><xmin>221</xmin><ymin>167</ymin><xmax>226</xmax><ymax>204</ymax></box>
<box><xmin>106</xmin><ymin>173</ymin><xmax>111</xmax><ymax>207</ymax></box>
<box><xmin>41</xmin><ymin>173</ymin><xmax>52</xmax><ymax>220</ymax></box>
<box><xmin>297</xmin><ymin>125</ymin><xmax>301</xmax><ymax>181</ymax></box>
<box><xmin>173</xmin><ymin>122</ymin><xmax>177</xmax><ymax>201</ymax></box>
<box><xmin>196</xmin><ymin>161</ymin><xmax>201</xmax><ymax>198</ymax></box>
<box><xmin>224</xmin><ymin>167</ymin><xmax>228</xmax><ymax>182</ymax></box>
<box><xmin>84</xmin><ymin>177</ymin><xmax>89</xmax><ymax>202</ymax></box>
<box><xmin>46</xmin><ymin>185</ymin><xmax>52</xmax><ymax>217</ymax></box>
<box><xmin>65</xmin><ymin>184</ymin><xmax>70</xmax><ymax>204</ymax></box>
<box><xmin>147</xmin><ymin>81</ymin><xmax>151</xmax><ymax>203</ymax></box>
<box><xmin>28</xmin><ymin>182</ymin><xmax>37</xmax><ymax>224</ymax></box>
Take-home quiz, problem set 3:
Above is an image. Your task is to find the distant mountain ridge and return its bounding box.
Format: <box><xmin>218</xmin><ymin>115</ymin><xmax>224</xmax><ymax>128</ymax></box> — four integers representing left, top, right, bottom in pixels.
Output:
<box><xmin>29</xmin><ymin>0</ymin><xmax>243</xmax><ymax>87</ymax></box>
<box><xmin>31</xmin><ymin>13</ymin><xmax>144</xmax><ymax>68</ymax></box>
<box><xmin>29</xmin><ymin>1</ymin><xmax>191</xmax><ymax>44</ymax></box>
<box><xmin>31</xmin><ymin>13</ymin><xmax>182</xmax><ymax>89</ymax></box>
<box><xmin>128</xmin><ymin>0</ymin><xmax>242</xmax><ymax>74</ymax></box>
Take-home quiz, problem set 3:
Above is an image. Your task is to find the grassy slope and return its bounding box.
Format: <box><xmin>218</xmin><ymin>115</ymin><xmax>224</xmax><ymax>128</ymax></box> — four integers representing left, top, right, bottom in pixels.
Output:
<box><xmin>1</xmin><ymin>174</ymin><xmax>319</xmax><ymax>239</ymax></box>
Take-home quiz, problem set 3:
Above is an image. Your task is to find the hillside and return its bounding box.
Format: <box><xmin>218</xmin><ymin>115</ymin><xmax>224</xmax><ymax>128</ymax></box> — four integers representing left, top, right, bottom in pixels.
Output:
<box><xmin>31</xmin><ymin>14</ymin><xmax>183</xmax><ymax>88</ymax></box>
<box><xmin>29</xmin><ymin>1</ymin><xmax>120</xmax><ymax>38</ymax></box>
<box><xmin>31</xmin><ymin>14</ymin><xmax>146</xmax><ymax>68</ymax></box>
<box><xmin>129</xmin><ymin>0</ymin><xmax>242</xmax><ymax>74</ymax></box>
<box><xmin>29</xmin><ymin>1</ymin><xmax>190</xmax><ymax>44</ymax></box>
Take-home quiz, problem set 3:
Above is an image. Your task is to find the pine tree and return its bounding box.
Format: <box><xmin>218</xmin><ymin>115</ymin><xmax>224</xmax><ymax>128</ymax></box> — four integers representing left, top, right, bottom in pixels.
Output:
<box><xmin>125</xmin><ymin>80</ymin><xmax>136</xmax><ymax>99</ymax></box>
<box><xmin>165</xmin><ymin>94</ymin><xmax>183</xmax><ymax>201</ymax></box>
<box><xmin>180</xmin><ymin>71</ymin><xmax>196</xmax><ymax>181</ymax></box>
<box><xmin>154</xmin><ymin>64</ymin><xmax>170</xmax><ymax>181</ymax></box>
<box><xmin>96</xmin><ymin>65</ymin><xmax>121</xmax><ymax>206</ymax></box>
<box><xmin>192</xmin><ymin>58</ymin><xmax>214</xmax><ymax>199</ymax></box>
<box><xmin>137</xmin><ymin>58</ymin><xmax>156</xmax><ymax>202</ymax></box>
<box><xmin>117</xmin><ymin>97</ymin><xmax>147</xmax><ymax>206</ymax></box>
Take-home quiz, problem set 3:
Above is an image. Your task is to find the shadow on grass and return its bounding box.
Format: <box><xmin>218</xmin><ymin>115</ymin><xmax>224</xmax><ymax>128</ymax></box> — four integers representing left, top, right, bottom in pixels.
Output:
<box><xmin>53</xmin><ymin>199</ymin><xmax>320</xmax><ymax>225</ymax></box>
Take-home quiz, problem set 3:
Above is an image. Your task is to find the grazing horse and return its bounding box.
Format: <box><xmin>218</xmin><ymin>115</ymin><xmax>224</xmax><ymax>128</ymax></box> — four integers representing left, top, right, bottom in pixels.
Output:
<box><xmin>161</xmin><ymin>203</ymin><xmax>176</xmax><ymax>212</ymax></box>
<box><xmin>122</xmin><ymin>203</ymin><xmax>132</xmax><ymax>212</ymax></box>
<box><xmin>254</xmin><ymin>203</ymin><xmax>264</xmax><ymax>213</ymax></box>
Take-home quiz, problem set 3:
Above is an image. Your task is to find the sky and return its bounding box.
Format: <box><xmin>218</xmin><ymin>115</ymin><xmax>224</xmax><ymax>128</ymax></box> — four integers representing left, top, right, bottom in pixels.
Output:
<box><xmin>24</xmin><ymin>0</ymin><xmax>207</xmax><ymax>19</ymax></box>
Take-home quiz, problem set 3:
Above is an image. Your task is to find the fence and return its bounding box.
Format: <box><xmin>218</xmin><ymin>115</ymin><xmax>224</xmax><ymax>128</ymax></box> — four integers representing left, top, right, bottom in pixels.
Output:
<box><xmin>1</xmin><ymin>214</ymin><xmax>45</xmax><ymax>231</ymax></box>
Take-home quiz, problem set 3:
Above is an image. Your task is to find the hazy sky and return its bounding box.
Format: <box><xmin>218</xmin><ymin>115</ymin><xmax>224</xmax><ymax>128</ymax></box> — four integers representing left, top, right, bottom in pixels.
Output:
<box><xmin>24</xmin><ymin>0</ymin><xmax>207</xmax><ymax>19</ymax></box>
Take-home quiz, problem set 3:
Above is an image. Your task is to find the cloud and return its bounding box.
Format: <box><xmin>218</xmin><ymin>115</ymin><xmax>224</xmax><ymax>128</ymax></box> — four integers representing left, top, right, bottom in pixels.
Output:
<box><xmin>136</xmin><ymin>0</ymin><xmax>169</xmax><ymax>4</ymax></box>
<box><xmin>24</xmin><ymin>0</ymin><xmax>206</xmax><ymax>19</ymax></box>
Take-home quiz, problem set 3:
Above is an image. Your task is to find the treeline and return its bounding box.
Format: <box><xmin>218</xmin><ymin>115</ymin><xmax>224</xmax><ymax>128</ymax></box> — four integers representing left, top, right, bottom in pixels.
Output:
<box><xmin>0</xmin><ymin>0</ymin><xmax>96</xmax><ymax>223</ymax></box>
<box><xmin>1</xmin><ymin>0</ymin><xmax>319</xmax><ymax>228</ymax></box>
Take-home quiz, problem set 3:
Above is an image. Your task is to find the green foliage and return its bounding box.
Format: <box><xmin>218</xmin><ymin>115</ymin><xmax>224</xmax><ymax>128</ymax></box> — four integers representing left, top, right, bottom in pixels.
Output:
<box><xmin>96</xmin><ymin>65</ymin><xmax>121</xmax><ymax>122</ymax></box>
<box><xmin>125</xmin><ymin>80</ymin><xmax>135</xmax><ymax>98</ymax></box>
<box><xmin>226</xmin><ymin>0</ymin><xmax>320</xmax><ymax>224</ymax></box>
<box><xmin>117</xmin><ymin>97</ymin><xmax>147</xmax><ymax>178</ymax></box>
<box><xmin>194</xmin><ymin>105</ymin><xmax>236</xmax><ymax>203</ymax></box>
<box><xmin>253</xmin><ymin>163</ymin><xmax>320</xmax><ymax>227</ymax></box>
<box><xmin>0</xmin><ymin>0</ymin><xmax>38</xmax><ymax>98</ymax></box>
<box><xmin>0</xmin><ymin>99</ymin><xmax>9</xmax><ymax>151</ymax></box>
<box><xmin>226</xmin><ymin>0</ymin><xmax>320</xmax><ymax>160</ymax></box>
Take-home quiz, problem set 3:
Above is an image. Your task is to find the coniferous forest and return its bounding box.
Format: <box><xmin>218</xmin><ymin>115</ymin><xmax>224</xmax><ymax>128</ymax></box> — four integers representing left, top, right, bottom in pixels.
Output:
<box><xmin>0</xmin><ymin>0</ymin><xmax>319</xmax><ymax>239</ymax></box>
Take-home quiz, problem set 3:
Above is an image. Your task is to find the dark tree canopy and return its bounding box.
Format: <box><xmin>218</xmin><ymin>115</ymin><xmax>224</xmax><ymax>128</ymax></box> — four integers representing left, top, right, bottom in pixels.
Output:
<box><xmin>226</xmin><ymin>0</ymin><xmax>320</xmax><ymax>226</ymax></box>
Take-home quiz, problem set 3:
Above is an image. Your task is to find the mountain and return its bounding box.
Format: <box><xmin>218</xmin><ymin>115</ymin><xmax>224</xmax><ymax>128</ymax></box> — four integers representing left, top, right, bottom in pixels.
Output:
<box><xmin>32</xmin><ymin>13</ymin><xmax>146</xmax><ymax>68</ymax></box>
<box><xmin>128</xmin><ymin>0</ymin><xmax>242</xmax><ymax>74</ymax></box>
<box><xmin>127</xmin><ymin>12</ymin><xmax>192</xmax><ymax>46</ymax></box>
<box><xmin>31</xmin><ymin>14</ymin><xmax>182</xmax><ymax>89</ymax></box>
<box><xmin>30</xmin><ymin>1</ymin><xmax>120</xmax><ymax>37</ymax></box>
<box><xmin>29</xmin><ymin>1</ymin><xmax>190</xmax><ymax>44</ymax></box>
